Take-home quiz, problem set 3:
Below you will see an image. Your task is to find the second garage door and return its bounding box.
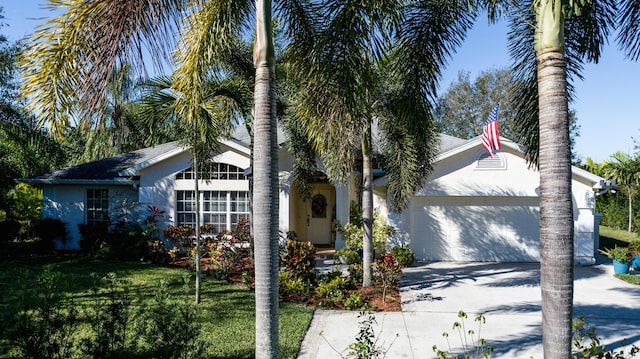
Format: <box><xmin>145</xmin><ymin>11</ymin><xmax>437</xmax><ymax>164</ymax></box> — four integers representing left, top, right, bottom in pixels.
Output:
<box><xmin>408</xmin><ymin>196</ymin><xmax>540</xmax><ymax>262</ymax></box>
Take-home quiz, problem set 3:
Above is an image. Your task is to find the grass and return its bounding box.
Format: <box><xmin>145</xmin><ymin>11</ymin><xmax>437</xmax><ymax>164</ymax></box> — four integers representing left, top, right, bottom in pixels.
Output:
<box><xmin>0</xmin><ymin>255</ymin><xmax>314</xmax><ymax>358</ymax></box>
<box><xmin>599</xmin><ymin>225</ymin><xmax>639</xmax><ymax>247</ymax></box>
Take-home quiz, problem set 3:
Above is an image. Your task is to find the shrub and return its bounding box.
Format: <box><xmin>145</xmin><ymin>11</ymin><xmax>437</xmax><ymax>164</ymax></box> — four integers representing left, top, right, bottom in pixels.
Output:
<box><xmin>390</xmin><ymin>246</ymin><xmax>415</xmax><ymax>267</ymax></box>
<box><xmin>0</xmin><ymin>220</ymin><xmax>21</xmax><ymax>242</ymax></box>
<box><xmin>316</xmin><ymin>276</ymin><xmax>352</xmax><ymax>307</ymax></box>
<box><xmin>33</xmin><ymin>217</ymin><xmax>68</xmax><ymax>248</ymax></box>
<box><xmin>78</xmin><ymin>222</ymin><xmax>110</xmax><ymax>254</ymax></box>
<box><xmin>279</xmin><ymin>271</ymin><xmax>314</xmax><ymax>299</ymax></box>
<box><xmin>343</xmin><ymin>293</ymin><xmax>365</xmax><ymax>311</ymax></box>
<box><xmin>348</xmin><ymin>263</ymin><xmax>364</xmax><ymax>284</ymax></box>
<box><xmin>374</xmin><ymin>253</ymin><xmax>402</xmax><ymax>302</ymax></box>
<box><xmin>3</xmin><ymin>266</ymin><xmax>79</xmax><ymax>359</ymax></box>
<box><xmin>163</xmin><ymin>225</ymin><xmax>194</xmax><ymax>252</ymax></box>
<box><xmin>573</xmin><ymin>315</ymin><xmax>640</xmax><ymax>358</ymax></box>
<box><xmin>137</xmin><ymin>275</ymin><xmax>206</xmax><ymax>359</ymax></box>
<box><xmin>336</xmin><ymin>203</ymin><xmax>394</xmax><ymax>256</ymax></box>
<box><xmin>335</xmin><ymin>247</ymin><xmax>362</xmax><ymax>264</ymax></box>
<box><xmin>282</xmin><ymin>240</ymin><xmax>317</xmax><ymax>281</ymax></box>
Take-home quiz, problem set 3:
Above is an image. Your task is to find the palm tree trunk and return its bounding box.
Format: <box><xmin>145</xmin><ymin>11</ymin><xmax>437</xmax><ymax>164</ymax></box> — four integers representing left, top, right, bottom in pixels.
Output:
<box><xmin>253</xmin><ymin>1</ymin><xmax>279</xmax><ymax>357</ymax></box>
<box><xmin>194</xmin><ymin>150</ymin><xmax>201</xmax><ymax>304</ymax></box>
<box><xmin>362</xmin><ymin>120</ymin><xmax>373</xmax><ymax>288</ymax></box>
<box><xmin>629</xmin><ymin>188</ymin><xmax>633</xmax><ymax>232</ymax></box>
<box><xmin>538</xmin><ymin>49</ymin><xmax>574</xmax><ymax>359</ymax></box>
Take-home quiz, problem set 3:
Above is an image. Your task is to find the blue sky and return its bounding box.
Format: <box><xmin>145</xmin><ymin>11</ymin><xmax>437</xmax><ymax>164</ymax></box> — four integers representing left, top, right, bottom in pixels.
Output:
<box><xmin>3</xmin><ymin>2</ymin><xmax>639</xmax><ymax>163</ymax></box>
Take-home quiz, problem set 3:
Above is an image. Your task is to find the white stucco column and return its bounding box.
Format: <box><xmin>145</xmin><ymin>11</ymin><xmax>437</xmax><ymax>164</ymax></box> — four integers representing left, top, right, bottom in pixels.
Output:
<box><xmin>279</xmin><ymin>171</ymin><xmax>292</xmax><ymax>244</ymax></box>
<box><xmin>334</xmin><ymin>184</ymin><xmax>350</xmax><ymax>250</ymax></box>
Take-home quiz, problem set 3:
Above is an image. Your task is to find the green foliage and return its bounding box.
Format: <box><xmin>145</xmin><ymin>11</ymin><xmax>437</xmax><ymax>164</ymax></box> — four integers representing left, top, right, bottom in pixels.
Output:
<box><xmin>599</xmin><ymin>246</ymin><xmax>633</xmax><ymax>263</ymax></box>
<box><xmin>2</xmin><ymin>266</ymin><xmax>79</xmax><ymax>359</ymax></box>
<box><xmin>78</xmin><ymin>222</ymin><xmax>110</xmax><ymax>254</ymax></box>
<box><xmin>138</xmin><ymin>275</ymin><xmax>206</xmax><ymax>359</ymax></box>
<box><xmin>80</xmin><ymin>272</ymin><xmax>132</xmax><ymax>358</ymax></box>
<box><xmin>278</xmin><ymin>271</ymin><xmax>314</xmax><ymax>299</ymax></box>
<box><xmin>316</xmin><ymin>276</ymin><xmax>354</xmax><ymax>308</ymax></box>
<box><xmin>5</xmin><ymin>183</ymin><xmax>42</xmax><ymax>225</ymax></box>
<box><xmin>342</xmin><ymin>312</ymin><xmax>397</xmax><ymax>359</ymax></box>
<box><xmin>343</xmin><ymin>293</ymin><xmax>365</xmax><ymax>311</ymax></box>
<box><xmin>336</xmin><ymin>206</ymin><xmax>394</xmax><ymax>256</ymax></box>
<box><xmin>282</xmin><ymin>240</ymin><xmax>317</xmax><ymax>281</ymax></box>
<box><xmin>335</xmin><ymin>247</ymin><xmax>362</xmax><ymax>264</ymax></box>
<box><xmin>348</xmin><ymin>263</ymin><xmax>364</xmax><ymax>284</ymax></box>
<box><xmin>0</xmin><ymin>255</ymin><xmax>314</xmax><ymax>359</ymax></box>
<box><xmin>572</xmin><ymin>316</ymin><xmax>640</xmax><ymax>358</ymax></box>
<box><xmin>629</xmin><ymin>240</ymin><xmax>640</xmax><ymax>256</ymax></box>
<box><xmin>432</xmin><ymin>310</ymin><xmax>494</xmax><ymax>359</ymax></box>
<box><xmin>33</xmin><ymin>217</ymin><xmax>68</xmax><ymax>243</ymax></box>
<box><xmin>390</xmin><ymin>246</ymin><xmax>415</xmax><ymax>267</ymax></box>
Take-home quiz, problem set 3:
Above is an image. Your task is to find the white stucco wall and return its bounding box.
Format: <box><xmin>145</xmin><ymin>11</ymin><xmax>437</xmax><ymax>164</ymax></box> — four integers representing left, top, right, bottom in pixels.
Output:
<box><xmin>43</xmin><ymin>184</ymin><xmax>138</xmax><ymax>250</ymax></box>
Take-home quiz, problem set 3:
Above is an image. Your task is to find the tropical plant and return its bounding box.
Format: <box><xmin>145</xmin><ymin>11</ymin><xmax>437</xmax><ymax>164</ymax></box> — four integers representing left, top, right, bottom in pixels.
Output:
<box><xmin>286</xmin><ymin>1</ymin><xmax>475</xmax><ymax>288</ymax></box>
<box><xmin>599</xmin><ymin>246</ymin><xmax>633</xmax><ymax>263</ymax></box>
<box><xmin>390</xmin><ymin>246</ymin><xmax>416</xmax><ymax>268</ymax></box>
<box><xmin>604</xmin><ymin>151</ymin><xmax>640</xmax><ymax>233</ymax></box>
<box><xmin>503</xmin><ymin>0</ymin><xmax>640</xmax><ymax>356</ymax></box>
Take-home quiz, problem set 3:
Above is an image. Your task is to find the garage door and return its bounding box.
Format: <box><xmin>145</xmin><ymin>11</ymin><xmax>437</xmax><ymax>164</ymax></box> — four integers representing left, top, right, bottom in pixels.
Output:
<box><xmin>408</xmin><ymin>196</ymin><xmax>540</xmax><ymax>262</ymax></box>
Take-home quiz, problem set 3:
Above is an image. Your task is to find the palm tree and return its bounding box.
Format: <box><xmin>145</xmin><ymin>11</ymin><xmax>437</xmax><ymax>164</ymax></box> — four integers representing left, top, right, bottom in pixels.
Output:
<box><xmin>16</xmin><ymin>1</ymin><xmax>315</xmax><ymax>357</ymax></box>
<box><xmin>605</xmin><ymin>151</ymin><xmax>640</xmax><ymax>233</ymax></box>
<box><xmin>505</xmin><ymin>0</ymin><xmax>639</xmax><ymax>357</ymax></box>
<box><xmin>287</xmin><ymin>0</ymin><xmax>478</xmax><ymax>287</ymax></box>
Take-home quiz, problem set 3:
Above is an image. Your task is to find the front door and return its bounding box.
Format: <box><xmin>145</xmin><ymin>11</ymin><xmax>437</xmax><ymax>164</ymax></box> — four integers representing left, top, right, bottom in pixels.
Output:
<box><xmin>307</xmin><ymin>188</ymin><xmax>334</xmax><ymax>245</ymax></box>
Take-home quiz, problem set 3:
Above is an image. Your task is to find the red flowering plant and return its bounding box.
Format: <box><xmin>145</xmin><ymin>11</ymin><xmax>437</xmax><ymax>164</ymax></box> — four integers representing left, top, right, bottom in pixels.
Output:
<box><xmin>374</xmin><ymin>253</ymin><xmax>403</xmax><ymax>302</ymax></box>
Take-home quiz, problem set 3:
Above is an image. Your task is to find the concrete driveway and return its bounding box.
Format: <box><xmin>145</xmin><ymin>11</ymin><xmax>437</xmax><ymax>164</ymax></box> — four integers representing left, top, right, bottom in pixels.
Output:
<box><xmin>297</xmin><ymin>260</ymin><xmax>640</xmax><ymax>359</ymax></box>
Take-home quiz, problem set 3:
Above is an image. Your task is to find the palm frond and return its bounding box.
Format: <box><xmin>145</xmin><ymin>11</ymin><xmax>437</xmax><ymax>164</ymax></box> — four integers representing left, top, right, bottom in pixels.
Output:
<box><xmin>18</xmin><ymin>0</ymin><xmax>186</xmax><ymax>138</ymax></box>
<box><xmin>617</xmin><ymin>0</ymin><xmax>640</xmax><ymax>60</ymax></box>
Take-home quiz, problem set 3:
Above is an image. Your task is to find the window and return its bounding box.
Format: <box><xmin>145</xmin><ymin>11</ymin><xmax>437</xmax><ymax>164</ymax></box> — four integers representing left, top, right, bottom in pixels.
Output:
<box><xmin>176</xmin><ymin>190</ymin><xmax>250</xmax><ymax>232</ymax></box>
<box><xmin>87</xmin><ymin>189</ymin><xmax>109</xmax><ymax>224</ymax></box>
<box><xmin>176</xmin><ymin>163</ymin><xmax>246</xmax><ymax>180</ymax></box>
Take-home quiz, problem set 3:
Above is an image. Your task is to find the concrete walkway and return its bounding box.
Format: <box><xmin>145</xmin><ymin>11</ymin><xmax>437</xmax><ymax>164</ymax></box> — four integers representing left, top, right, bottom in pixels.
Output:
<box><xmin>297</xmin><ymin>259</ymin><xmax>640</xmax><ymax>358</ymax></box>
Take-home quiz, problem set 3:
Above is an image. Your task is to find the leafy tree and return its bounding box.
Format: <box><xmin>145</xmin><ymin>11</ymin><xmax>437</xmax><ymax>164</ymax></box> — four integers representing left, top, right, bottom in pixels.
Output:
<box><xmin>604</xmin><ymin>151</ymin><xmax>640</xmax><ymax>233</ymax></box>
<box><xmin>435</xmin><ymin>68</ymin><xmax>581</xmax><ymax>162</ymax></box>
<box><xmin>0</xmin><ymin>8</ymin><xmax>64</xmax><ymax>220</ymax></box>
<box><xmin>16</xmin><ymin>1</ymin><xmax>317</xmax><ymax>356</ymax></box>
<box><xmin>287</xmin><ymin>0</ymin><xmax>473</xmax><ymax>287</ymax></box>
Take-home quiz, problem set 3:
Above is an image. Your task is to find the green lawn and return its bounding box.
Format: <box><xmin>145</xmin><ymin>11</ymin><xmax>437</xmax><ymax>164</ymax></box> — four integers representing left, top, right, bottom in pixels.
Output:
<box><xmin>599</xmin><ymin>225</ymin><xmax>639</xmax><ymax>247</ymax></box>
<box><xmin>0</xmin><ymin>255</ymin><xmax>314</xmax><ymax>358</ymax></box>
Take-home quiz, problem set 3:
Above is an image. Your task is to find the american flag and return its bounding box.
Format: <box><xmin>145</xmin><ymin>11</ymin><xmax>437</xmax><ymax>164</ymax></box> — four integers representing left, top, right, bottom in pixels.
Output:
<box><xmin>482</xmin><ymin>103</ymin><xmax>500</xmax><ymax>158</ymax></box>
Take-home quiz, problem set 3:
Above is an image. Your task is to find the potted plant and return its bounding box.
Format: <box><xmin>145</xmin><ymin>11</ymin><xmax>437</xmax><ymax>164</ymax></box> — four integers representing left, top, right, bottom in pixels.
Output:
<box><xmin>599</xmin><ymin>246</ymin><xmax>633</xmax><ymax>274</ymax></box>
<box><xmin>628</xmin><ymin>240</ymin><xmax>640</xmax><ymax>271</ymax></box>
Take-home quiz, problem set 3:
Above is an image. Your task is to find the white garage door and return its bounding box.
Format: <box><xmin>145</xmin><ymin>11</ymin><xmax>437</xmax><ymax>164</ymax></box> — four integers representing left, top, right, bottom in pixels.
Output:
<box><xmin>409</xmin><ymin>196</ymin><xmax>540</xmax><ymax>262</ymax></box>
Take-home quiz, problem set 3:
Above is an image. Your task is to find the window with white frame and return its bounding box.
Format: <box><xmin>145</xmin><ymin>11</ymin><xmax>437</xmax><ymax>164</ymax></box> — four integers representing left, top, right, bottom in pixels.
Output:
<box><xmin>176</xmin><ymin>190</ymin><xmax>249</xmax><ymax>233</ymax></box>
<box><xmin>175</xmin><ymin>163</ymin><xmax>246</xmax><ymax>180</ymax></box>
<box><xmin>86</xmin><ymin>188</ymin><xmax>109</xmax><ymax>224</ymax></box>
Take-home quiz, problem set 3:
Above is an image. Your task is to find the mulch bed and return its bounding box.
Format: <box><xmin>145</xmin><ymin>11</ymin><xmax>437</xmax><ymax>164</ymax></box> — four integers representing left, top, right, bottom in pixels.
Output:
<box><xmin>166</xmin><ymin>256</ymin><xmax>402</xmax><ymax>312</ymax></box>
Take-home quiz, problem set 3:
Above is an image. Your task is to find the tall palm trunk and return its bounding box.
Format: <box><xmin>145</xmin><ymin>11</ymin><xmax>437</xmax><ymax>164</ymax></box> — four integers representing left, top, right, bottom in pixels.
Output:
<box><xmin>194</xmin><ymin>150</ymin><xmax>201</xmax><ymax>304</ymax></box>
<box><xmin>362</xmin><ymin>120</ymin><xmax>374</xmax><ymax>288</ymax></box>
<box><xmin>628</xmin><ymin>187</ymin><xmax>633</xmax><ymax>232</ymax></box>
<box><xmin>536</xmin><ymin>2</ymin><xmax>574</xmax><ymax>358</ymax></box>
<box><xmin>253</xmin><ymin>1</ymin><xmax>279</xmax><ymax>357</ymax></box>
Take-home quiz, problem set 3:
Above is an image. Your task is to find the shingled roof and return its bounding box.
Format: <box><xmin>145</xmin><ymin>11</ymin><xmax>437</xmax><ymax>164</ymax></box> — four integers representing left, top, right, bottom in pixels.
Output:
<box><xmin>21</xmin><ymin>126</ymin><xmax>469</xmax><ymax>185</ymax></box>
<box><xmin>21</xmin><ymin>141</ymin><xmax>185</xmax><ymax>185</ymax></box>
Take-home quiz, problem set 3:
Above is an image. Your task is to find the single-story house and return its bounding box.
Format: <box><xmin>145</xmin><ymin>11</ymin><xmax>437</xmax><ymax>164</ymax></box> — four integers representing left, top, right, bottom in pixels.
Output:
<box><xmin>21</xmin><ymin>126</ymin><xmax>605</xmax><ymax>264</ymax></box>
